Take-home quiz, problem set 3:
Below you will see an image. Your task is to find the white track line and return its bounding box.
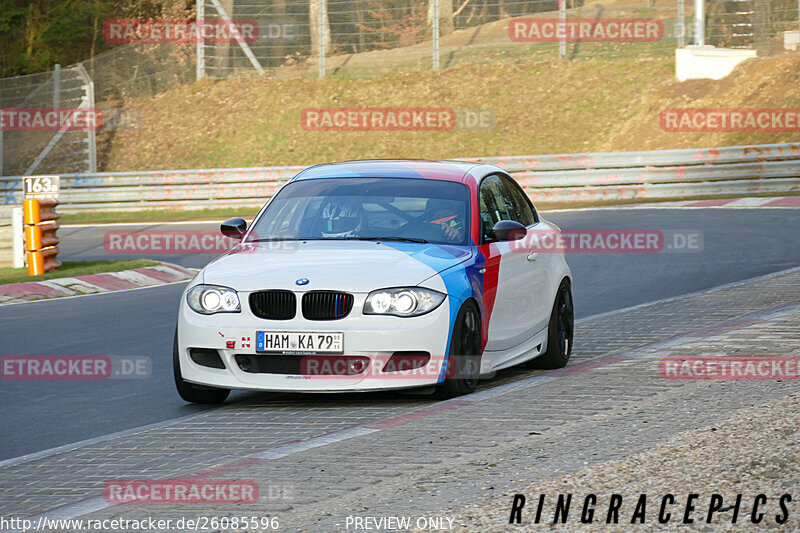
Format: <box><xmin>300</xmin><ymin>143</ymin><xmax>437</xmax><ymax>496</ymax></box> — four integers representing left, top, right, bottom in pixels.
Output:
<box><xmin>0</xmin><ymin>412</ymin><xmax>211</xmax><ymax>470</ymax></box>
<box><xmin>62</xmin><ymin>220</ymin><xmax>223</xmax><ymax>228</ymax></box>
<box><xmin>252</xmin><ymin>427</ymin><xmax>378</xmax><ymax>460</ymax></box>
<box><xmin>3</xmin><ymin>264</ymin><xmax>799</xmax><ymax>471</ymax></box>
<box><xmin>575</xmin><ymin>265</ymin><xmax>800</xmax><ymax>325</ymax></box>
<box><xmin>0</xmin><ymin>279</ymin><xmax>192</xmax><ymax>308</ymax></box>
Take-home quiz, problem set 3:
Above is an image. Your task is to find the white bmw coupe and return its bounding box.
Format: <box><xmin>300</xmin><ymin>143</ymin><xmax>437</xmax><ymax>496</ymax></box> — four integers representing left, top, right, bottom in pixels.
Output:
<box><xmin>174</xmin><ymin>160</ymin><xmax>573</xmax><ymax>403</ymax></box>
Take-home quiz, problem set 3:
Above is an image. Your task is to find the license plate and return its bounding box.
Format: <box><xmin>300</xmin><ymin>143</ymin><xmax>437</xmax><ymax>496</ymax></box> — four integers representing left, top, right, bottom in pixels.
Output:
<box><xmin>256</xmin><ymin>331</ymin><xmax>344</xmax><ymax>354</ymax></box>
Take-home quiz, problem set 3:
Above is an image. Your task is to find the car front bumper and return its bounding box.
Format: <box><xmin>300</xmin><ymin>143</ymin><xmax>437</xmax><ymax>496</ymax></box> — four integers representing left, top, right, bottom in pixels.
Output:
<box><xmin>177</xmin><ymin>291</ymin><xmax>453</xmax><ymax>392</ymax></box>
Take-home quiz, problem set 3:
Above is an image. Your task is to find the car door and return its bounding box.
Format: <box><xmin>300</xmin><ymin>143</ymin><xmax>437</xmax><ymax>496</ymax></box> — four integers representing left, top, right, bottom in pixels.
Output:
<box><xmin>479</xmin><ymin>174</ymin><xmax>546</xmax><ymax>351</ymax></box>
<box><xmin>499</xmin><ymin>174</ymin><xmax>552</xmax><ymax>337</ymax></box>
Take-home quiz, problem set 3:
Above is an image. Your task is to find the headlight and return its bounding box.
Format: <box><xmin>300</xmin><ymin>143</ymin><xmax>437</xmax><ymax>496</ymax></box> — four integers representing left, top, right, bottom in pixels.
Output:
<box><xmin>363</xmin><ymin>287</ymin><xmax>445</xmax><ymax>317</ymax></box>
<box><xmin>187</xmin><ymin>284</ymin><xmax>241</xmax><ymax>315</ymax></box>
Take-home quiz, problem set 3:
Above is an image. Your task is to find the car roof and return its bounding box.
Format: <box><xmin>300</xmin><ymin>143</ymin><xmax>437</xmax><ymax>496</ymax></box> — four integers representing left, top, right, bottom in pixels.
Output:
<box><xmin>292</xmin><ymin>159</ymin><xmax>481</xmax><ymax>182</ymax></box>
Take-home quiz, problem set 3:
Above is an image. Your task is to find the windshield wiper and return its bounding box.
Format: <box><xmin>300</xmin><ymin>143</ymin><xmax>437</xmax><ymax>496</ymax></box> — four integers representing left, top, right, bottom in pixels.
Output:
<box><xmin>351</xmin><ymin>236</ymin><xmax>429</xmax><ymax>243</ymax></box>
<box><xmin>246</xmin><ymin>237</ymin><xmax>304</xmax><ymax>242</ymax></box>
<box><xmin>248</xmin><ymin>236</ymin><xmax>430</xmax><ymax>243</ymax></box>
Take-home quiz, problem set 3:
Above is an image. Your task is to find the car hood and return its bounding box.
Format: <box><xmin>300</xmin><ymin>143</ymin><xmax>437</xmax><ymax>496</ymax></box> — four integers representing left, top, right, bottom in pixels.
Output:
<box><xmin>201</xmin><ymin>240</ymin><xmax>472</xmax><ymax>293</ymax></box>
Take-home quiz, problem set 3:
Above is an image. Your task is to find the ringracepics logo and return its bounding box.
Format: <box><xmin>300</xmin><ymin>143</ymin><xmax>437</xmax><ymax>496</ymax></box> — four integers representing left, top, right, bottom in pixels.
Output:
<box><xmin>1</xmin><ymin>356</ymin><xmax>151</xmax><ymax>379</ymax></box>
<box><xmin>509</xmin><ymin>18</ymin><xmax>663</xmax><ymax>42</ymax></box>
<box><xmin>300</xmin><ymin>107</ymin><xmax>495</xmax><ymax>131</ymax></box>
<box><xmin>103</xmin><ymin>480</ymin><xmax>258</xmax><ymax>504</ymax></box>
<box><xmin>0</xmin><ymin>108</ymin><xmax>102</xmax><ymax>131</ymax></box>
<box><xmin>508</xmin><ymin>493</ymin><xmax>793</xmax><ymax>526</ymax></box>
<box><xmin>103</xmin><ymin>19</ymin><xmax>258</xmax><ymax>43</ymax></box>
<box><xmin>661</xmin><ymin>109</ymin><xmax>800</xmax><ymax>132</ymax></box>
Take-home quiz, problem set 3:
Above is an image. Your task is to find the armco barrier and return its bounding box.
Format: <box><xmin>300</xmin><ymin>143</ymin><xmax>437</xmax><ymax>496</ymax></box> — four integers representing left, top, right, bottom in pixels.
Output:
<box><xmin>0</xmin><ymin>143</ymin><xmax>798</xmax><ymax>213</ymax></box>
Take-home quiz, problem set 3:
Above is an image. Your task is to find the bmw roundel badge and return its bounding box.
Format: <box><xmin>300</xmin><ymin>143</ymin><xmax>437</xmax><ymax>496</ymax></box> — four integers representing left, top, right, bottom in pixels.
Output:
<box><xmin>296</xmin><ymin>278</ymin><xmax>310</xmax><ymax>286</ymax></box>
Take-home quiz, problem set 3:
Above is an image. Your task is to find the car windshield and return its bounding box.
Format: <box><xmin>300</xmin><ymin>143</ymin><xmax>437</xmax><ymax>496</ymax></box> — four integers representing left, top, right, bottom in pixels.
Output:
<box><xmin>247</xmin><ymin>177</ymin><xmax>470</xmax><ymax>245</ymax></box>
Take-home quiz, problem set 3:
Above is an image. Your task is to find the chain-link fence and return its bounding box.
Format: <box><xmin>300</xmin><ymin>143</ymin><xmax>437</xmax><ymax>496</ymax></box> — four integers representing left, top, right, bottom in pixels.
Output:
<box><xmin>1</xmin><ymin>0</ymin><xmax>799</xmax><ymax>176</ymax></box>
<box><xmin>202</xmin><ymin>0</ymin><xmax>687</xmax><ymax>78</ymax></box>
<box><xmin>85</xmin><ymin>42</ymin><xmax>195</xmax><ymax>102</ymax></box>
<box><xmin>707</xmin><ymin>0</ymin><xmax>799</xmax><ymax>50</ymax></box>
<box><xmin>197</xmin><ymin>0</ymin><xmax>799</xmax><ymax>78</ymax></box>
<box><xmin>0</xmin><ymin>64</ymin><xmax>96</xmax><ymax>178</ymax></box>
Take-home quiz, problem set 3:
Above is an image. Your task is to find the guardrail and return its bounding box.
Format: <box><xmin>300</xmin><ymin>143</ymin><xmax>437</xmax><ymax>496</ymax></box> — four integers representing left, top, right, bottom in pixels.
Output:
<box><xmin>1</xmin><ymin>143</ymin><xmax>798</xmax><ymax>213</ymax></box>
<box><xmin>0</xmin><ymin>208</ymin><xmax>23</xmax><ymax>268</ymax></box>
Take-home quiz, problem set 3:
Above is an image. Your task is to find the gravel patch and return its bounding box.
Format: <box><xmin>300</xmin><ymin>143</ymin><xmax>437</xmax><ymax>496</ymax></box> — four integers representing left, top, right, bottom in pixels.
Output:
<box><xmin>458</xmin><ymin>392</ymin><xmax>799</xmax><ymax>532</ymax></box>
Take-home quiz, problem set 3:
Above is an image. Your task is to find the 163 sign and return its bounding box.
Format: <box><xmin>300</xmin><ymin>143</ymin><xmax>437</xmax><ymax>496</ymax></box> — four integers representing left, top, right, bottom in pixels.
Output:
<box><xmin>23</xmin><ymin>175</ymin><xmax>60</xmax><ymax>200</ymax></box>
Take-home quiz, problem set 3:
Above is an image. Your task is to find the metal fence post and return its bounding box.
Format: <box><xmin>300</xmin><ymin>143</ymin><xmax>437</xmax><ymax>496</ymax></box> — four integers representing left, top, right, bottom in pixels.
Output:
<box><xmin>318</xmin><ymin>0</ymin><xmax>326</xmax><ymax>78</ymax></box>
<box><xmin>558</xmin><ymin>0</ymin><xmax>566</xmax><ymax>58</ymax></box>
<box><xmin>87</xmin><ymin>79</ymin><xmax>97</xmax><ymax>173</ymax></box>
<box><xmin>695</xmin><ymin>0</ymin><xmax>705</xmax><ymax>45</ymax></box>
<box><xmin>197</xmin><ymin>0</ymin><xmax>205</xmax><ymax>81</ymax></box>
<box><xmin>53</xmin><ymin>64</ymin><xmax>60</xmax><ymax>108</ymax></box>
<box><xmin>677</xmin><ymin>0</ymin><xmax>685</xmax><ymax>48</ymax></box>
<box><xmin>432</xmin><ymin>0</ymin><xmax>440</xmax><ymax>70</ymax></box>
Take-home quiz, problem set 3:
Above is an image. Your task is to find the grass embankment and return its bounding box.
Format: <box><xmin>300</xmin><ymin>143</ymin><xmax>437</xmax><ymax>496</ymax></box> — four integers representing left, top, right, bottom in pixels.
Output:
<box><xmin>0</xmin><ymin>259</ymin><xmax>159</xmax><ymax>285</ymax></box>
<box><xmin>59</xmin><ymin>208</ymin><xmax>262</xmax><ymax>225</ymax></box>
<box><xmin>86</xmin><ymin>5</ymin><xmax>800</xmax><ymax>223</ymax></box>
<box><xmin>99</xmin><ymin>54</ymin><xmax>800</xmax><ymax>172</ymax></box>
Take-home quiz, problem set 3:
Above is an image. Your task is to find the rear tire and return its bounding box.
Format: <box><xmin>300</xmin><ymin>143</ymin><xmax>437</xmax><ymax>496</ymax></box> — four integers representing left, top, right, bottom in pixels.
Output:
<box><xmin>434</xmin><ymin>302</ymin><xmax>482</xmax><ymax>399</ymax></box>
<box><xmin>173</xmin><ymin>328</ymin><xmax>230</xmax><ymax>404</ymax></box>
<box><xmin>529</xmin><ymin>280</ymin><xmax>573</xmax><ymax>369</ymax></box>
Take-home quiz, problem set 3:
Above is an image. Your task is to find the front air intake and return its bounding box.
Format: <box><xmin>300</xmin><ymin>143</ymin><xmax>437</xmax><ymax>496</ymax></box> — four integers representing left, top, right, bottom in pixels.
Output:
<box><xmin>249</xmin><ymin>290</ymin><xmax>296</xmax><ymax>320</ymax></box>
<box><xmin>302</xmin><ymin>291</ymin><xmax>354</xmax><ymax>320</ymax></box>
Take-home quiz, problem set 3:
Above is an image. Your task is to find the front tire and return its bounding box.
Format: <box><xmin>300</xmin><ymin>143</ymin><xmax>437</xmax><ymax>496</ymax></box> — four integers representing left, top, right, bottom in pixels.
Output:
<box><xmin>173</xmin><ymin>328</ymin><xmax>230</xmax><ymax>404</ymax></box>
<box><xmin>529</xmin><ymin>279</ymin><xmax>573</xmax><ymax>369</ymax></box>
<box><xmin>434</xmin><ymin>302</ymin><xmax>482</xmax><ymax>399</ymax></box>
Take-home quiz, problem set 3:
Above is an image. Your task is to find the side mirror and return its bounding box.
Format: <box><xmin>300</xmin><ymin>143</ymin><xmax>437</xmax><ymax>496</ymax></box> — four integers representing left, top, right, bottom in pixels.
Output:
<box><xmin>490</xmin><ymin>220</ymin><xmax>527</xmax><ymax>242</ymax></box>
<box><xmin>220</xmin><ymin>217</ymin><xmax>247</xmax><ymax>240</ymax></box>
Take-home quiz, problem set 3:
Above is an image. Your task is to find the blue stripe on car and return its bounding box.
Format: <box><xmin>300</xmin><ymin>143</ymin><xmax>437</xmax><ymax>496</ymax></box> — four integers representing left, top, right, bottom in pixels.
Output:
<box><xmin>383</xmin><ymin>242</ymin><xmax>484</xmax><ymax>383</ymax></box>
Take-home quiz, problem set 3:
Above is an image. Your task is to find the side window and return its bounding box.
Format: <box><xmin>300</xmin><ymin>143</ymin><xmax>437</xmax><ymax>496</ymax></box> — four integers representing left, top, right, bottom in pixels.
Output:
<box><xmin>501</xmin><ymin>175</ymin><xmax>537</xmax><ymax>226</ymax></box>
<box><xmin>479</xmin><ymin>175</ymin><xmax>511</xmax><ymax>240</ymax></box>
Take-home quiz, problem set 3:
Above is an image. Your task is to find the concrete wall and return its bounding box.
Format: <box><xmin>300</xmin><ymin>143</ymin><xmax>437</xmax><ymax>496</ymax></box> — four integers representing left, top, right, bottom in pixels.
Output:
<box><xmin>676</xmin><ymin>46</ymin><xmax>757</xmax><ymax>82</ymax></box>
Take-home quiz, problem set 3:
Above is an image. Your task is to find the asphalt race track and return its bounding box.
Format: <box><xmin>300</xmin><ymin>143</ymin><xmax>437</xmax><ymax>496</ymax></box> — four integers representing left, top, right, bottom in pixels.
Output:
<box><xmin>1</xmin><ymin>207</ymin><xmax>799</xmax><ymax>462</ymax></box>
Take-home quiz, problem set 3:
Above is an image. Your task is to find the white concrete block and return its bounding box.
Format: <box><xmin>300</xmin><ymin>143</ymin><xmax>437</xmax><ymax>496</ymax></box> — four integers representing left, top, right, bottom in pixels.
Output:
<box><xmin>675</xmin><ymin>46</ymin><xmax>757</xmax><ymax>81</ymax></box>
<box><xmin>785</xmin><ymin>30</ymin><xmax>799</xmax><ymax>51</ymax></box>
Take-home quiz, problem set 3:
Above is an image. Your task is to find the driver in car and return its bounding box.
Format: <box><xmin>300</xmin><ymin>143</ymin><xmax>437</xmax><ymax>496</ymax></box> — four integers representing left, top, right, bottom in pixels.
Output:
<box><xmin>425</xmin><ymin>200</ymin><xmax>465</xmax><ymax>243</ymax></box>
<box><xmin>320</xmin><ymin>198</ymin><xmax>365</xmax><ymax>239</ymax></box>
